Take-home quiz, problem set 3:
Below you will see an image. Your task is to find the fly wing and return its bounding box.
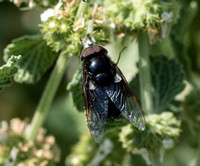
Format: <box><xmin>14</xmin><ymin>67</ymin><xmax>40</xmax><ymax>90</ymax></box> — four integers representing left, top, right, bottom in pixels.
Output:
<box><xmin>82</xmin><ymin>70</ymin><xmax>108</xmax><ymax>143</ymax></box>
<box><xmin>121</xmin><ymin>95</ymin><xmax>146</xmax><ymax>131</ymax></box>
<box><xmin>105</xmin><ymin>64</ymin><xmax>146</xmax><ymax>131</ymax></box>
<box><xmin>88</xmin><ymin>88</ymin><xmax>109</xmax><ymax>143</ymax></box>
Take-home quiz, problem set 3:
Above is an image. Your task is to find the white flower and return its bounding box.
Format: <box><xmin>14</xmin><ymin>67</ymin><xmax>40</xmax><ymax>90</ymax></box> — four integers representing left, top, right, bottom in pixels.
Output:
<box><xmin>40</xmin><ymin>0</ymin><xmax>63</xmax><ymax>22</ymax></box>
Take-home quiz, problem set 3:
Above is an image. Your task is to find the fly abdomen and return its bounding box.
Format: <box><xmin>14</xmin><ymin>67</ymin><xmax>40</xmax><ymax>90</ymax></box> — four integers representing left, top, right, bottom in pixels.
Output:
<box><xmin>107</xmin><ymin>99</ymin><xmax>121</xmax><ymax>120</ymax></box>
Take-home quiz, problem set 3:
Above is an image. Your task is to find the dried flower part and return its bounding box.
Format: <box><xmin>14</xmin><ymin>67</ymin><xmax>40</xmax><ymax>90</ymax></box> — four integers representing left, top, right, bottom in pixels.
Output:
<box><xmin>0</xmin><ymin>118</ymin><xmax>60</xmax><ymax>166</ymax></box>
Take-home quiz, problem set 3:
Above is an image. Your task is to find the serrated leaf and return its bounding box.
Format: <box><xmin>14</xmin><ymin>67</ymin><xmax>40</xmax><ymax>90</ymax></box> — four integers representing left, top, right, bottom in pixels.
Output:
<box><xmin>0</xmin><ymin>55</ymin><xmax>21</xmax><ymax>92</ymax></box>
<box><xmin>67</xmin><ymin>66</ymin><xmax>84</xmax><ymax>112</ymax></box>
<box><xmin>170</xmin><ymin>4</ymin><xmax>198</xmax><ymax>79</ymax></box>
<box><xmin>4</xmin><ymin>35</ymin><xmax>57</xmax><ymax>84</ymax></box>
<box><xmin>151</xmin><ymin>55</ymin><xmax>185</xmax><ymax>113</ymax></box>
<box><xmin>130</xmin><ymin>55</ymin><xmax>185</xmax><ymax>113</ymax></box>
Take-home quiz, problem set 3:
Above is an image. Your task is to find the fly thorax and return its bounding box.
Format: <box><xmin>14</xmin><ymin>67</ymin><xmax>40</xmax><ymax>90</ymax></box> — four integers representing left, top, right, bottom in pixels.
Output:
<box><xmin>86</xmin><ymin>56</ymin><xmax>115</xmax><ymax>85</ymax></box>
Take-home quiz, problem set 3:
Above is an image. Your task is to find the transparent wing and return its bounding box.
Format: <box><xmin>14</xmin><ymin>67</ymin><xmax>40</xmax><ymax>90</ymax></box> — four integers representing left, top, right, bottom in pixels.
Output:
<box><xmin>87</xmin><ymin>104</ymin><xmax>107</xmax><ymax>143</ymax></box>
<box><xmin>105</xmin><ymin>64</ymin><xmax>146</xmax><ymax>131</ymax></box>
<box><xmin>82</xmin><ymin>71</ymin><xmax>109</xmax><ymax>143</ymax></box>
<box><xmin>121</xmin><ymin>96</ymin><xmax>146</xmax><ymax>130</ymax></box>
<box><xmin>88</xmin><ymin>87</ymin><xmax>110</xmax><ymax>143</ymax></box>
<box><xmin>105</xmin><ymin>83</ymin><xmax>145</xmax><ymax>131</ymax></box>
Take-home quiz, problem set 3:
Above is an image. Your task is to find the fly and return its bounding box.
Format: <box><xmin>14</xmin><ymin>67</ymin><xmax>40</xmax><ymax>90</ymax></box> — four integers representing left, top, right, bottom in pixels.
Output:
<box><xmin>81</xmin><ymin>44</ymin><xmax>145</xmax><ymax>143</ymax></box>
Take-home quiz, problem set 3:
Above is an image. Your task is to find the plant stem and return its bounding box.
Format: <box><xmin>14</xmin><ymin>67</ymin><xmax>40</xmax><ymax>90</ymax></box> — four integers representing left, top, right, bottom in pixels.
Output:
<box><xmin>138</xmin><ymin>33</ymin><xmax>153</xmax><ymax>114</ymax></box>
<box><xmin>149</xmin><ymin>152</ymin><xmax>163</xmax><ymax>166</ymax></box>
<box><xmin>26</xmin><ymin>52</ymin><xmax>69</xmax><ymax>141</ymax></box>
<box><xmin>196</xmin><ymin>139</ymin><xmax>200</xmax><ymax>166</ymax></box>
<box><xmin>75</xmin><ymin>0</ymin><xmax>90</xmax><ymax>19</ymax></box>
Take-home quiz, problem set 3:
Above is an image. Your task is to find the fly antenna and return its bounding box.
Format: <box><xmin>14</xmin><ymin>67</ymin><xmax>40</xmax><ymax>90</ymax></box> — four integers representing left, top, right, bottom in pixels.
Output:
<box><xmin>116</xmin><ymin>46</ymin><xmax>127</xmax><ymax>65</ymax></box>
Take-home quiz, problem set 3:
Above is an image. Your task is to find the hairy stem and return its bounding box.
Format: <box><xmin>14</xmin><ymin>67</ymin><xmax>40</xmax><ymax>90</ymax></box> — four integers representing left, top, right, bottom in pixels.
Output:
<box><xmin>26</xmin><ymin>51</ymin><xmax>69</xmax><ymax>141</ymax></box>
<box><xmin>138</xmin><ymin>33</ymin><xmax>153</xmax><ymax>114</ymax></box>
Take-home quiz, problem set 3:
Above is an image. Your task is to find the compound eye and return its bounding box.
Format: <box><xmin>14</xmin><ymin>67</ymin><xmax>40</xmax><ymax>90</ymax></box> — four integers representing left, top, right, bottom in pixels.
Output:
<box><xmin>94</xmin><ymin>45</ymin><xmax>108</xmax><ymax>55</ymax></box>
<box><xmin>81</xmin><ymin>47</ymin><xmax>95</xmax><ymax>60</ymax></box>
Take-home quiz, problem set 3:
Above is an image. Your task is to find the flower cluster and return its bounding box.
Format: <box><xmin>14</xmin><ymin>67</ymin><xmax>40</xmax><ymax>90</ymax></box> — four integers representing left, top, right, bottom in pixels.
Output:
<box><xmin>119</xmin><ymin>112</ymin><xmax>181</xmax><ymax>152</ymax></box>
<box><xmin>40</xmin><ymin>0</ymin><xmax>109</xmax><ymax>57</ymax></box>
<box><xmin>119</xmin><ymin>112</ymin><xmax>181</xmax><ymax>164</ymax></box>
<box><xmin>0</xmin><ymin>118</ymin><xmax>60</xmax><ymax>166</ymax></box>
<box><xmin>105</xmin><ymin>0</ymin><xmax>179</xmax><ymax>42</ymax></box>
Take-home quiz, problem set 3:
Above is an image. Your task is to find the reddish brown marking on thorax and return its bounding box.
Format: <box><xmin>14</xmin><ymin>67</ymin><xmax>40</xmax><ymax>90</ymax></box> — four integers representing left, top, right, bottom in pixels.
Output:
<box><xmin>81</xmin><ymin>45</ymin><xmax>108</xmax><ymax>60</ymax></box>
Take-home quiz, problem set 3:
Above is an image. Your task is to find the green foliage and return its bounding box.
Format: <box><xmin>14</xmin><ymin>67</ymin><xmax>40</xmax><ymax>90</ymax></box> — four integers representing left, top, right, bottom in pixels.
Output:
<box><xmin>131</xmin><ymin>55</ymin><xmax>185</xmax><ymax>113</ymax></box>
<box><xmin>0</xmin><ymin>55</ymin><xmax>21</xmax><ymax>92</ymax></box>
<box><xmin>182</xmin><ymin>90</ymin><xmax>200</xmax><ymax>129</ymax></box>
<box><xmin>105</xmin><ymin>0</ymin><xmax>178</xmax><ymax>37</ymax></box>
<box><xmin>66</xmin><ymin>133</ymin><xmax>98</xmax><ymax>166</ymax></box>
<box><xmin>66</xmin><ymin>131</ymin><xmax>131</xmax><ymax>166</ymax></box>
<box><xmin>66</xmin><ymin>112</ymin><xmax>181</xmax><ymax>165</ymax></box>
<box><xmin>120</xmin><ymin>112</ymin><xmax>181</xmax><ymax>152</ymax></box>
<box><xmin>41</xmin><ymin>2</ymin><xmax>109</xmax><ymax>58</ymax></box>
<box><xmin>67</xmin><ymin>66</ymin><xmax>84</xmax><ymax>112</ymax></box>
<box><xmin>170</xmin><ymin>1</ymin><xmax>198</xmax><ymax>80</ymax></box>
<box><xmin>44</xmin><ymin>95</ymin><xmax>87</xmax><ymax>164</ymax></box>
<box><xmin>4</xmin><ymin>35</ymin><xmax>57</xmax><ymax>84</ymax></box>
<box><xmin>150</xmin><ymin>55</ymin><xmax>185</xmax><ymax>113</ymax></box>
<box><xmin>44</xmin><ymin>95</ymin><xmax>86</xmax><ymax>144</ymax></box>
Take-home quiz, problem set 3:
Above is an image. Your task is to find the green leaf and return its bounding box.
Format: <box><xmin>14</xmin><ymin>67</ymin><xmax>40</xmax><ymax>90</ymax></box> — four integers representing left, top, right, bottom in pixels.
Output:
<box><xmin>130</xmin><ymin>55</ymin><xmax>185</xmax><ymax>113</ymax></box>
<box><xmin>67</xmin><ymin>66</ymin><xmax>84</xmax><ymax>112</ymax></box>
<box><xmin>4</xmin><ymin>35</ymin><xmax>57</xmax><ymax>84</ymax></box>
<box><xmin>0</xmin><ymin>55</ymin><xmax>21</xmax><ymax>92</ymax></box>
<box><xmin>170</xmin><ymin>2</ymin><xmax>198</xmax><ymax>80</ymax></box>
<box><xmin>183</xmin><ymin>89</ymin><xmax>200</xmax><ymax>129</ymax></box>
<box><xmin>150</xmin><ymin>55</ymin><xmax>185</xmax><ymax>113</ymax></box>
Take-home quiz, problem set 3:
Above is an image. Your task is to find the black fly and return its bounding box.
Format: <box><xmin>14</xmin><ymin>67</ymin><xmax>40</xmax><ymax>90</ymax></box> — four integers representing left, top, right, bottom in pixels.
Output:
<box><xmin>81</xmin><ymin>44</ymin><xmax>145</xmax><ymax>143</ymax></box>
